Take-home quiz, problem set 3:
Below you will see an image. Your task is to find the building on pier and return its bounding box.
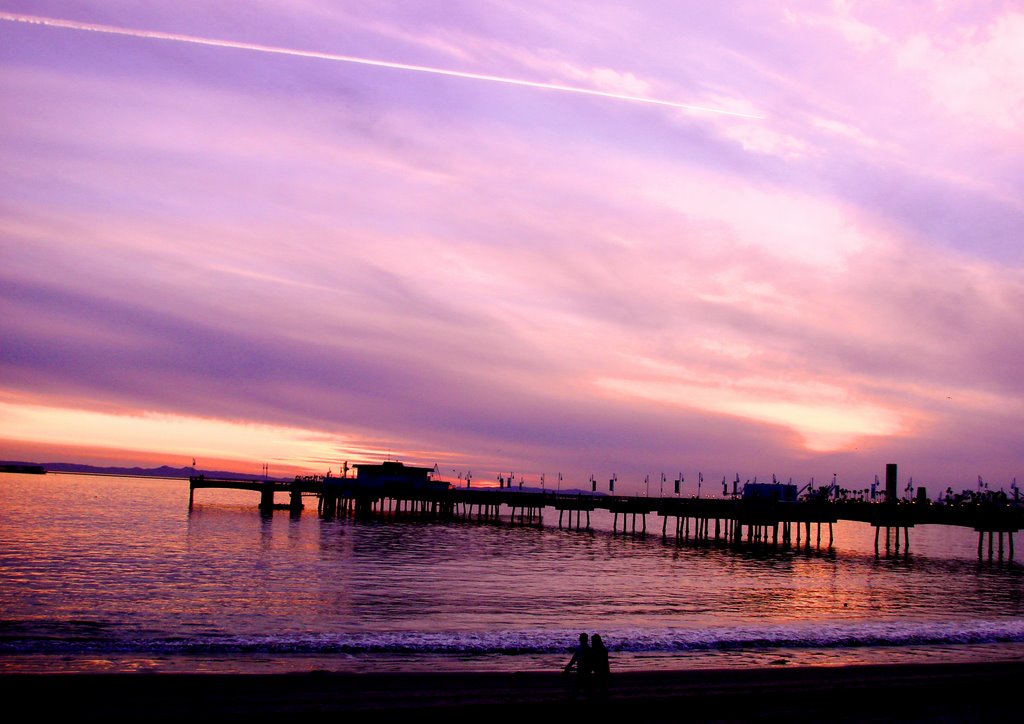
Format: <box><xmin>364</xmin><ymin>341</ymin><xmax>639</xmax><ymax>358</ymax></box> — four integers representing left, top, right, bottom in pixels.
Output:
<box><xmin>346</xmin><ymin>461</ymin><xmax>449</xmax><ymax>492</ymax></box>
<box><xmin>742</xmin><ymin>482</ymin><xmax>798</xmax><ymax>502</ymax></box>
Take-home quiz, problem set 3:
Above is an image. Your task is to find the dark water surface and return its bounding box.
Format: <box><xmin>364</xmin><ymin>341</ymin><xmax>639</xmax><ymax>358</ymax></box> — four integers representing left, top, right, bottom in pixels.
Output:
<box><xmin>2</xmin><ymin>473</ymin><xmax>1023</xmax><ymax>673</ymax></box>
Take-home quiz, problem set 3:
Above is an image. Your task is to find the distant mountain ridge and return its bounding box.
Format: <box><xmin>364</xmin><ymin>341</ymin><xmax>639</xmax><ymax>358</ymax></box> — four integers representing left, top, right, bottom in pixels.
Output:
<box><xmin>0</xmin><ymin>460</ymin><xmax>292</xmax><ymax>481</ymax></box>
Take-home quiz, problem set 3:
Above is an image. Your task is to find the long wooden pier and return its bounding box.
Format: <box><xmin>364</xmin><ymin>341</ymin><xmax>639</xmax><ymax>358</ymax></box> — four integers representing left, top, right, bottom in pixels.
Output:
<box><xmin>189</xmin><ymin>475</ymin><xmax>1024</xmax><ymax>559</ymax></box>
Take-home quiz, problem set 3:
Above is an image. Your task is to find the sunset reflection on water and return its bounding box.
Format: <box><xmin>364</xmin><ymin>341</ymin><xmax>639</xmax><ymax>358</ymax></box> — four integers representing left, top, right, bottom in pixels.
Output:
<box><xmin>2</xmin><ymin>473</ymin><xmax>1023</xmax><ymax>674</ymax></box>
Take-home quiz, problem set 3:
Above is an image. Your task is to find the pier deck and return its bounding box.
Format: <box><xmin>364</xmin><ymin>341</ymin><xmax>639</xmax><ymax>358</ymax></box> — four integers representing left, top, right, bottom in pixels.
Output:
<box><xmin>189</xmin><ymin>476</ymin><xmax>1023</xmax><ymax>558</ymax></box>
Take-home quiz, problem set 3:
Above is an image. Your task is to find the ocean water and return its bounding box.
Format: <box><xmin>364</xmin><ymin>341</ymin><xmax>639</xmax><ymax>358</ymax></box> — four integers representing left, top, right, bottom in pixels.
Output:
<box><xmin>2</xmin><ymin>472</ymin><xmax>1024</xmax><ymax>674</ymax></box>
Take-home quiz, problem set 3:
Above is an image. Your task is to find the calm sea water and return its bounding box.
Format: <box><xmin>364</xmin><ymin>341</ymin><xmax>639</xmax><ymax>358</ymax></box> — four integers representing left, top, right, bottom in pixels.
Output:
<box><xmin>2</xmin><ymin>473</ymin><xmax>1024</xmax><ymax>674</ymax></box>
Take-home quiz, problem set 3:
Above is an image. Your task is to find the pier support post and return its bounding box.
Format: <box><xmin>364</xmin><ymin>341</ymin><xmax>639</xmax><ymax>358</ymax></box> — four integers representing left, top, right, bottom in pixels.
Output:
<box><xmin>259</xmin><ymin>482</ymin><xmax>275</xmax><ymax>512</ymax></box>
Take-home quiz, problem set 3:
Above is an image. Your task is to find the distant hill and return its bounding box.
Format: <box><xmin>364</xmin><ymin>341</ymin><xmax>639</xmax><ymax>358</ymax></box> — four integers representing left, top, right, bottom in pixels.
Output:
<box><xmin>0</xmin><ymin>460</ymin><xmax>292</xmax><ymax>481</ymax></box>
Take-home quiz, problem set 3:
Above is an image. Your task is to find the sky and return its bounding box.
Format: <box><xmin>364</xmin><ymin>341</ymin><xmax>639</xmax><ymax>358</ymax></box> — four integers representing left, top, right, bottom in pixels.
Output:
<box><xmin>2</xmin><ymin>1</ymin><xmax>1023</xmax><ymax>494</ymax></box>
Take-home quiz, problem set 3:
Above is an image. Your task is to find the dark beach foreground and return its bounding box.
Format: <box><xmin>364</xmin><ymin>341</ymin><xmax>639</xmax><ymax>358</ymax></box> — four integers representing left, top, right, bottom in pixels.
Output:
<box><xmin>7</xmin><ymin>661</ymin><xmax>1024</xmax><ymax>723</ymax></box>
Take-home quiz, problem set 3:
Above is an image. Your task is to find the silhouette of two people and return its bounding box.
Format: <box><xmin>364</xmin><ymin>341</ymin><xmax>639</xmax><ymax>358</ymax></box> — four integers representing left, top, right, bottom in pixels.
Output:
<box><xmin>564</xmin><ymin>632</ymin><xmax>609</xmax><ymax>699</ymax></box>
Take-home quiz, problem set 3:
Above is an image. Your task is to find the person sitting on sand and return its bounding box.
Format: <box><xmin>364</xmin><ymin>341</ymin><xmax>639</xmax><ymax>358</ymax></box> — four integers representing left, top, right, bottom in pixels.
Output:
<box><xmin>564</xmin><ymin>632</ymin><xmax>592</xmax><ymax>698</ymax></box>
<box><xmin>590</xmin><ymin>633</ymin><xmax>609</xmax><ymax>698</ymax></box>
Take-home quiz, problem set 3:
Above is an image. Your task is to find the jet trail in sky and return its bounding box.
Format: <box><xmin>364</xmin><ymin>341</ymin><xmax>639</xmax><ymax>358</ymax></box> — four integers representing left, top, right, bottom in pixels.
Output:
<box><xmin>0</xmin><ymin>12</ymin><xmax>764</xmax><ymax>120</ymax></box>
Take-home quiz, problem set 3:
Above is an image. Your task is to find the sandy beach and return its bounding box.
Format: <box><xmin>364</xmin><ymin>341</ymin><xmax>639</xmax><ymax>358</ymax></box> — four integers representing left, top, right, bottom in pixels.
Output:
<box><xmin>8</xmin><ymin>660</ymin><xmax>1023</xmax><ymax>723</ymax></box>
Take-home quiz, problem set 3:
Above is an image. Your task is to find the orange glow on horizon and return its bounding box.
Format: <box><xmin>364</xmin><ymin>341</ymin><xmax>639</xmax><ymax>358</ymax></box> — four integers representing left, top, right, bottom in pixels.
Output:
<box><xmin>0</xmin><ymin>437</ymin><xmax>287</xmax><ymax>476</ymax></box>
<box><xmin>0</xmin><ymin>399</ymin><xmax>358</xmax><ymax>475</ymax></box>
<box><xmin>0</xmin><ymin>399</ymin><xmax>492</xmax><ymax>479</ymax></box>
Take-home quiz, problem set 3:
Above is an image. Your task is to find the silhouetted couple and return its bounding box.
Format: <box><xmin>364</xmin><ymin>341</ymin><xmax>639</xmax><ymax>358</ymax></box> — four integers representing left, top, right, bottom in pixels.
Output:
<box><xmin>564</xmin><ymin>632</ymin><xmax>609</xmax><ymax>699</ymax></box>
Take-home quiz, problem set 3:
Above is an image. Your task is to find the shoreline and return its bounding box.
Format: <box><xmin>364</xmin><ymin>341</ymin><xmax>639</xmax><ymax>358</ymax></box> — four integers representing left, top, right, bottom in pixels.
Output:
<box><xmin>8</xmin><ymin>660</ymin><xmax>1024</xmax><ymax>722</ymax></box>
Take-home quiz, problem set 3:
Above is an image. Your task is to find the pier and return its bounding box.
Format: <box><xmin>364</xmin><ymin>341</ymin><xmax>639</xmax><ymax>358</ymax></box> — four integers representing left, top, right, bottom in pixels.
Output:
<box><xmin>189</xmin><ymin>465</ymin><xmax>1024</xmax><ymax>559</ymax></box>
<box><xmin>188</xmin><ymin>474</ymin><xmax>322</xmax><ymax>512</ymax></box>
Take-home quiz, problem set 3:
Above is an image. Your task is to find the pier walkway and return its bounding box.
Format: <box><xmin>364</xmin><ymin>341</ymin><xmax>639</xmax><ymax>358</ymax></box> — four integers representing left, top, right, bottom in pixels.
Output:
<box><xmin>188</xmin><ymin>475</ymin><xmax>1024</xmax><ymax>558</ymax></box>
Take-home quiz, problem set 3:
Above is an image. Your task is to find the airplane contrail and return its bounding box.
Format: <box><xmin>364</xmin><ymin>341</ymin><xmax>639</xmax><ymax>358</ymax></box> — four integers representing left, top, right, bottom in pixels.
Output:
<box><xmin>0</xmin><ymin>12</ymin><xmax>764</xmax><ymax>120</ymax></box>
